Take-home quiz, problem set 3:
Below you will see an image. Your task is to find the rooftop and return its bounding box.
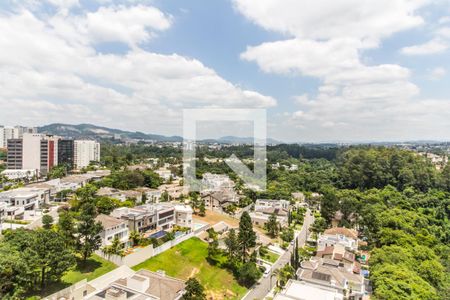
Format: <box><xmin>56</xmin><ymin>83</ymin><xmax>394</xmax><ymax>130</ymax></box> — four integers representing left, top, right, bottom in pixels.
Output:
<box><xmin>323</xmin><ymin>227</ymin><xmax>358</xmax><ymax>240</ymax></box>
<box><xmin>95</xmin><ymin>214</ymin><xmax>126</xmax><ymax>229</ymax></box>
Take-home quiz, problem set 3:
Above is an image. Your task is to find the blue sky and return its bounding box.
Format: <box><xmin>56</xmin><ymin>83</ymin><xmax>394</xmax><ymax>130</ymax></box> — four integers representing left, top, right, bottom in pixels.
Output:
<box><xmin>0</xmin><ymin>0</ymin><xmax>449</xmax><ymax>142</ymax></box>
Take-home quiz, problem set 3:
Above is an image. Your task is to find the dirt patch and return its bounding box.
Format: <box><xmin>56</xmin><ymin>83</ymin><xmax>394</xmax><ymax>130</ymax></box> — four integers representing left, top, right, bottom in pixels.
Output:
<box><xmin>188</xmin><ymin>267</ymin><xmax>200</xmax><ymax>278</ymax></box>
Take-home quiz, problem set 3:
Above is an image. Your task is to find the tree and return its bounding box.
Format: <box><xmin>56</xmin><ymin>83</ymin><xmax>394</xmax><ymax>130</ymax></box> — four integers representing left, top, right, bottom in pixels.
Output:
<box><xmin>0</xmin><ymin>243</ymin><xmax>31</xmax><ymax>298</ymax></box>
<box><xmin>237</xmin><ymin>262</ymin><xmax>262</xmax><ymax>287</ymax></box>
<box><xmin>309</xmin><ymin>217</ymin><xmax>327</xmax><ymax>239</ymax></box>
<box><xmin>206</xmin><ymin>228</ymin><xmax>219</xmax><ymax>260</ymax></box>
<box><xmin>183</xmin><ymin>278</ymin><xmax>206</xmax><ymax>300</ymax></box>
<box><xmin>280</xmin><ymin>227</ymin><xmax>294</xmax><ymax>243</ymax></box>
<box><xmin>265</xmin><ymin>213</ymin><xmax>279</xmax><ymax>238</ymax></box>
<box><xmin>102</xmin><ymin>236</ymin><xmax>124</xmax><ymax>259</ymax></box>
<box><xmin>198</xmin><ymin>200</ymin><xmax>206</xmax><ymax>217</ymax></box>
<box><xmin>27</xmin><ymin>229</ymin><xmax>75</xmax><ymax>288</ymax></box>
<box><xmin>161</xmin><ymin>191</ymin><xmax>170</xmax><ymax>202</ymax></box>
<box><xmin>129</xmin><ymin>230</ymin><xmax>142</xmax><ymax>247</ymax></box>
<box><xmin>76</xmin><ymin>202</ymin><xmax>103</xmax><ymax>262</ymax></box>
<box><xmin>57</xmin><ymin>210</ymin><xmax>76</xmax><ymax>247</ymax></box>
<box><xmin>96</xmin><ymin>196</ymin><xmax>119</xmax><ymax>215</ymax></box>
<box><xmin>224</xmin><ymin>228</ymin><xmax>239</xmax><ymax>262</ymax></box>
<box><xmin>238</xmin><ymin>212</ymin><xmax>257</xmax><ymax>262</ymax></box>
<box><xmin>42</xmin><ymin>214</ymin><xmax>54</xmax><ymax>230</ymax></box>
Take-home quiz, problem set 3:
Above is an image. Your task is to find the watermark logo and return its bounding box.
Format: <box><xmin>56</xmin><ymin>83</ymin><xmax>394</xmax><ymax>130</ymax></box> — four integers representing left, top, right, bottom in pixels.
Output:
<box><xmin>183</xmin><ymin>108</ymin><xmax>267</xmax><ymax>192</ymax></box>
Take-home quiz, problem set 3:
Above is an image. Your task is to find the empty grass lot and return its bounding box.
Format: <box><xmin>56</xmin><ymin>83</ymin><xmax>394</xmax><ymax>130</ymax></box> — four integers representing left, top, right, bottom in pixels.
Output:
<box><xmin>26</xmin><ymin>254</ymin><xmax>117</xmax><ymax>299</ymax></box>
<box><xmin>132</xmin><ymin>237</ymin><xmax>247</xmax><ymax>300</ymax></box>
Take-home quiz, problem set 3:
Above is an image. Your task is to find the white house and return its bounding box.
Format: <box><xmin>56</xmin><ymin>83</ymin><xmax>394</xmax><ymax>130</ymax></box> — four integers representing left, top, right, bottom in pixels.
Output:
<box><xmin>274</xmin><ymin>279</ymin><xmax>344</xmax><ymax>300</ymax></box>
<box><xmin>174</xmin><ymin>204</ymin><xmax>193</xmax><ymax>229</ymax></box>
<box><xmin>1</xmin><ymin>169</ymin><xmax>38</xmax><ymax>180</ymax></box>
<box><xmin>95</xmin><ymin>214</ymin><xmax>129</xmax><ymax>247</ymax></box>
<box><xmin>317</xmin><ymin>227</ymin><xmax>358</xmax><ymax>252</ymax></box>
<box><xmin>255</xmin><ymin>199</ymin><xmax>290</xmax><ymax>211</ymax></box>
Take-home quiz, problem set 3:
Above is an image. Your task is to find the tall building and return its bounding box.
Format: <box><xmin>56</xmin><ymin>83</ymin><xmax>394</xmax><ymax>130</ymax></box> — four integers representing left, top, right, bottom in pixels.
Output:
<box><xmin>7</xmin><ymin>133</ymin><xmax>59</xmax><ymax>175</ymax></box>
<box><xmin>0</xmin><ymin>126</ymin><xmax>37</xmax><ymax>149</ymax></box>
<box><xmin>74</xmin><ymin>140</ymin><xmax>100</xmax><ymax>169</ymax></box>
<box><xmin>58</xmin><ymin>139</ymin><xmax>74</xmax><ymax>168</ymax></box>
<box><xmin>6</xmin><ymin>139</ymin><xmax>23</xmax><ymax>169</ymax></box>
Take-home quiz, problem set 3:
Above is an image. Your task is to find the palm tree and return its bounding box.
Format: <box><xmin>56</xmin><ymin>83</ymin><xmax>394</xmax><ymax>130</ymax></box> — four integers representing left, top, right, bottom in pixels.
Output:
<box><xmin>129</xmin><ymin>230</ymin><xmax>142</xmax><ymax>247</ymax></box>
<box><xmin>270</xmin><ymin>269</ymin><xmax>280</xmax><ymax>289</ymax></box>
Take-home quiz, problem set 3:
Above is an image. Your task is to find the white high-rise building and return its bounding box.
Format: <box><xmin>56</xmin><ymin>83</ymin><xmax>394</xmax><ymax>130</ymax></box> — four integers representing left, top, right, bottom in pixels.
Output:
<box><xmin>74</xmin><ymin>140</ymin><xmax>100</xmax><ymax>169</ymax></box>
<box><xmin>0</xmin><ymin>126</ymin><xmax>37</xmax><ymax>149</ymax></box>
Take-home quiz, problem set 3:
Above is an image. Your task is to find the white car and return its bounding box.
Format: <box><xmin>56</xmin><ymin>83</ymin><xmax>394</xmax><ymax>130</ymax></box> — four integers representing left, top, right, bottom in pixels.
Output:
<box><xmin>263</xmin><ymin>266</ymin><xmax>271</xmax><ymax>278</ymax></box>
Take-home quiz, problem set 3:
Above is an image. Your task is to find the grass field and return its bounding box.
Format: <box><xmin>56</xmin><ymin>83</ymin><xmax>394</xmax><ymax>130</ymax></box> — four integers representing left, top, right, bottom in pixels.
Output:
<box><xmin>133</xmin><ymin>237</ymin><xmax>247</xmax><ymax>300</ymax></box>
<box><xmin>261</xmin><ymin>250</ymin><xmax>280</xmax><ymax>263</ymax></box>
<box><xmin>26</xmin><ymin>254</ymin><xmax>117</xmax><ymax>299</ymax></box>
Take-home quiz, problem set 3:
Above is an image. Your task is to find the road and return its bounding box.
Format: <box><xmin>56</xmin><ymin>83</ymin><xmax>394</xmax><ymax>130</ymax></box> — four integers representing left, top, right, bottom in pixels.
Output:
<box><xmin>243</xmin><ymin>209</ymin><xmax>315</xmax><ymax>300</ymax></box>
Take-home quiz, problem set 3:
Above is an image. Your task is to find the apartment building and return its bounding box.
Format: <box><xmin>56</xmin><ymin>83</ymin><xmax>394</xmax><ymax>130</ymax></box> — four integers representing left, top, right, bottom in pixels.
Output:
<box><xmin>7</xmin><ymin>133</ymin><xmax>59</xmax><ymax>175</ymax></box>
<box><xmin>58</xmin><ymin>139</ymin><xmax>74</xmax><ymax>168</ymax></box>
<box><xmin>0</xmin><ymin>126</ymin><xmax>37</xmax><ymax>149</ymax></box>
<box><xmin>74</xmin><ymin>140</ymin><xmax>100</xmax><ymax>169</ymax></box>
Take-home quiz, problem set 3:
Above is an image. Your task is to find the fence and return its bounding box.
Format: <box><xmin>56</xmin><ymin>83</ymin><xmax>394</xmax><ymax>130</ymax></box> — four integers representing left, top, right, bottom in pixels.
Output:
<box><xmin>97</xmin><ymin>224</ymin><xmax>209</xmax><ymax>267</ymax></box>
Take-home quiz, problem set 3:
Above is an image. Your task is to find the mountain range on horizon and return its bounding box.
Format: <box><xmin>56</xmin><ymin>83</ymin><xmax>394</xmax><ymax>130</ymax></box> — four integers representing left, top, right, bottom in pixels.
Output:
<box><xmin>37</xmin><ymin>123</ymin><xmax>282</xmax><ymax>144</ymax></box>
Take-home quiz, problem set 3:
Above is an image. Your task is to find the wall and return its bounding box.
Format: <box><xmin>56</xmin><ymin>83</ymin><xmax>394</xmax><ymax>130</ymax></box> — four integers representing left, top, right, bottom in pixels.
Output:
<box><xmin>97</xmin><ymin>225</ymin><xmax>209</xmax><ymax>267</ymax></box>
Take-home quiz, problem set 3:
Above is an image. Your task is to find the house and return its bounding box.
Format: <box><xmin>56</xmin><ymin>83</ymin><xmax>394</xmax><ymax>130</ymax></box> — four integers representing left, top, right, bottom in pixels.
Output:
<box><xmin>318</xmin><ymin>227</ymin><xmax>358</xmax><ymax>251</ymax></box>
<box><xmin>173</xmin><ymin>205</ymin><xmax>193</xmax><ymax>229</ymax></box>
<box><xmin>45</xmin><ymin>265</ymin><xmax>186</xmax><ymax>300</ymax></box>
<box><xmin>291</xmin><ymin>192</ymin><xmax>306</xmax><ymax>203</ymax></box>
<box><xmin>0</xmin><ymin>187</ymin><xmax>51</xmax><ymax>218</ymax></box>
<box><xmin>297</xmin><ymin>258</ymin><xmax>366</xmax><ymax>300</ymax></box>
<box><xmin>95</xmin><ymin>214</ymin><xmax>129</xmax><ymax>247</ymax></box>
<box><xmin>201</xmin><ymin>189</ymin><xmax>239</xmax><ymax>210</ymax></box>
<box><xmin>249</xmin><ymin>211</ymin><xmax>288</xmax><ymax>228</ymax></box>
<box><xmin>255</xmin><ymin>199</ymin><xmax>290</xmax><ymax>212</ymax></box>
<box><xmin>1</xmin><ymin>169</ymin><xmax>38</xmax><ymax>180</ymax></box>
<box><xmin>135</xmin><ymin>187</ymin><xmax>161</xmax><ymax>203</ymax></box>
<box><xmin>111</xmin><ymin>203</ymin><xmax>194</xmax><ymax>233</ymax></box>
<box><xmin>155</xmin><ymin>168</ymin><xmax>173</xmax><ymax>182</ymax></box>
<box><xmin>274</xmin><ymin>279</ymin><xmax>344</xmax><ymax>300</ymax></box>
<box><xmin>201</xmin><ymin>173</ymin><xmax>235</xmax><ymax>191</ymax></box>
<box><xmin>316</xmin><ymin>244</ymin><xmax>359</xmax><ymax>274</ymax></box>
<box><xmin>249</xmin><ymin>199</ymin><xmax>290</xmax><ymax>228</ymax></box>
<box><xmin>158</xmin><ymin>182</ymin><xmax>189</xmax><ymax>200</ymax></box>
<box><xmin>97</xmin><ymin>187</ymin><xmax>143</xmax><ymax>203</ymax></box>
<box><xmin>111</xmin><ymin>207</ymin><xmax>157</xmax><ymax>233</ymax></box>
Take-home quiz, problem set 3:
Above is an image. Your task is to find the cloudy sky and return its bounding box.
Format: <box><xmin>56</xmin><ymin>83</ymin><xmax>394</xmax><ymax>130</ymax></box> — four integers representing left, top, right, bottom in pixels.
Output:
<box><xmin>0</xmin><ymin>0</ymin><xmax>449</xmax><ymax>142</ymax></box>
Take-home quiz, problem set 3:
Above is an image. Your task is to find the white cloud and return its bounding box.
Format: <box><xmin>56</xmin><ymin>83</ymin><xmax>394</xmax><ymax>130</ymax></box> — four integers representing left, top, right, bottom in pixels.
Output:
<box><xmin>235</xmin><ymin>0</ymin><xmax>450</xmax><ymax>141</ymax></box>
<box><xmin>233</xmin><ymin>0</ymin><xmax>426</xmax><ymax>42</ymax></box>
<box><xmin>401</xmin><ymin>38</ymin><xmax>449</xmax><ymax>55</ymax></box>
<box><xmin>46</xmin><ymin>0</ymin><xmax>79</xmax><ymax>9</ymax></box>
<box><xmin>0</xmin><ymin>5</ymin><xmax>275</xmax><ymax>135</ymax></box>
<box><xmin>428</xmin><ymin>67</ymin><xmax>447</xmax><ymax>80</ymax></box>
<box><xmin>85</xmin><ymin>5</ymin><xmax>172</xmax><ymax>46</ymax></box>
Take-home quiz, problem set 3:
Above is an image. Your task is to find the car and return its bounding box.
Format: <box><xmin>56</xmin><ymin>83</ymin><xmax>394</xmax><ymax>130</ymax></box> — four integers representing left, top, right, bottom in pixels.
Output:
<box><xmin>263</xmin><ymin>266</ymin><xmax>271</xmax><ymax>278</ymax></box>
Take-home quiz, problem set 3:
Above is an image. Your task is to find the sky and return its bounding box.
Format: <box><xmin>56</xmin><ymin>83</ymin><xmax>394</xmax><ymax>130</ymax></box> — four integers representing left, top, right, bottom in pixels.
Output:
<box><xmin>0</xmin><ymin>0</ymin><xmax>449</xmax><ymax>142</ymax></box>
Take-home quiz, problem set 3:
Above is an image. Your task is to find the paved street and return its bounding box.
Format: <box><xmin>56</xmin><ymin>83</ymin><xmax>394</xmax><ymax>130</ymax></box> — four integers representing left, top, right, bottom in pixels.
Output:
<box><xmin>243</xmin><ymin>209</ymin><xmax>315</xmax><ymax>300</ymax></box>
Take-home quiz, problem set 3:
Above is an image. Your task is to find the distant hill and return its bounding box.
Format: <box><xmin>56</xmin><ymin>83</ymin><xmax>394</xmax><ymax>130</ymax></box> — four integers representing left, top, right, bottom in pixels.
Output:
<box><xmin>38</xmin><ymin>123</ymin><xmax>183</xmax><ymax>142</ymax></box>
<box><xmin>217</xmin><ymin>136</ymin><xmax>281</xmax><ymax>144</ymax></box>
<box><xmin>38</xmin><ymin>123</ymin><xmax>282</xmax><ymax>144</ymax></box>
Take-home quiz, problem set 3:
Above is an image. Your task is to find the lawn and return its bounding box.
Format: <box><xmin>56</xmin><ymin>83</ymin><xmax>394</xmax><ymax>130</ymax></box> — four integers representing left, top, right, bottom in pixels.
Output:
<box><xmin>26</xmin><ymin>254</ymin><xmax>117</xmax><ymax>299</ymax></box>
<box><xmin>261</xmin><ymin>250</ymin><xmax>280</xmax><ymax>263</ymax></box>
<box><xmin>133</xmin><ymin>237</ymin><xmax>247</xmax><ymax>300</ymax></box>
<box><xmin>62</xmin><ymin>254</ymin><xmax>118</xmax><ymax>283</ymax></box>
